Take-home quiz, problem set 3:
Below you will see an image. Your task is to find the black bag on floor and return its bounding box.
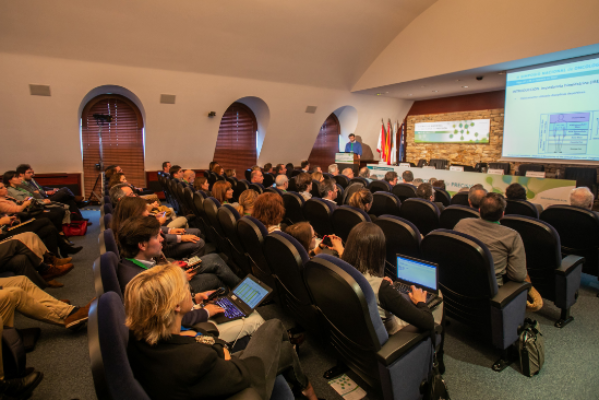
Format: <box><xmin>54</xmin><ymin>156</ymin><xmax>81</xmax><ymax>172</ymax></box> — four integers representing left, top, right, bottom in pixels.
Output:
<box><xmin>518</xmin><ymin>318</ymin><xmax>545</xmax><ymax>377</ymax></box>
<box><xmin>420</xmin><ymin>333</ymin><xmax>450</xmax><ymax>400</ymax></box>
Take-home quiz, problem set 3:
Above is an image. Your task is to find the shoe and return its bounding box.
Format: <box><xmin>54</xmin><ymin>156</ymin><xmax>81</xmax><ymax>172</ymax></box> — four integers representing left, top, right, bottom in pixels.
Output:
<box><xmin>41</xmin><ymin>264</ymin><xmax>74</xmax><ymax>281</ymax></box>
<box><xmin>46</xmin><ymin>280</ymin><xmax>64</xmax><ymax>288</ymax></box>
<box><xmin>62</xmin><ymin>245</ymin><xmax>82</xmax><ymax>255</ymax></box>
<box><xmin>0</xmin><ymin>369</ymin><xmax>44</xmax><ymax>400</ymax></box>
<box><xmin>54</xmin><ymin>257</ymin><xmax>73</xmax><ymax>266</ymax></box>
<box><xmin>64</xmin><ymin>299</ymin><xmax>93</xmax><ymax>330</ymax></box>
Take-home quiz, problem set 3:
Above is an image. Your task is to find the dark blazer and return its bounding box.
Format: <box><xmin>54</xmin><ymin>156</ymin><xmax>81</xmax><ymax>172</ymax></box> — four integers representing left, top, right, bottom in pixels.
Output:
<box><xmin>128</xmin><ymin>334</ymin><xmax>266</xmax><ymax>400</ymax></box>
<box><xmin>118</xmin><ymin>259</ymin><xmax>208</xmax><ymax>326</ymax></box>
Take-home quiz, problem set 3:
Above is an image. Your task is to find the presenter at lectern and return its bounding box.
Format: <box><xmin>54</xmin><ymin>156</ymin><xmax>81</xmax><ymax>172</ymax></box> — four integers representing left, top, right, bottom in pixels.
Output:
<box><xmin>344</xmin><ymin>133</ymin><xmax>362</xmax><ymax>159</ymax></box>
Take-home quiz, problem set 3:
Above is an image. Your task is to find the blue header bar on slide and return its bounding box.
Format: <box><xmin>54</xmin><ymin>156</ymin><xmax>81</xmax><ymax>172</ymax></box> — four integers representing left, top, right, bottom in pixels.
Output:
<box><xmin>506</xmin><ymin>69</ymin><xmax>599</xmax><ymax>87</ymax></box>
<box><xmin>507</xmin><ymin>57</ymin><xmax>599</xmax><ymax>87</ymax></box>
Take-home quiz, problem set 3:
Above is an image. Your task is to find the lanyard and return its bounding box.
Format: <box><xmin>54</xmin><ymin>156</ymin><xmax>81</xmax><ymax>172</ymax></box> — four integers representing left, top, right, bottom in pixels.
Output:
<box><xmin>350</xmin><ymin>142</ymin><xmax>354</xmax><ymax>152</ymax></box>
<box><xmin>14</xmin><ymin>187</ymin><xmax>30</xmax><ymax>194</ymax></box>
<box><xmin>127</xmin><ymin>258</ymin><xmax>150</xmax><ymax>270</ymax></box>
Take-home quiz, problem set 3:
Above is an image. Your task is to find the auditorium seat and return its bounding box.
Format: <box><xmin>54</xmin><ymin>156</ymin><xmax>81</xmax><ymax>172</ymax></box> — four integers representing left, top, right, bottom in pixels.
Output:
<box><xmin>290</xmin><ymin>170</ymin><xmax>302</xmax><ymax>178</ymax></box>
<box><xmin>541</xmin><ymin>205</ymin><xmax>599</xmax><ymax>278</ymax></box>
<box><xmin>429</xmin><ymin>159</ymin><xmax>448</xmax><ymax>170</ymax></box>
<box><xmin>370</xmin><ymin>192</ymin><xmax>401</xmax><ymax>217</ymax></box>
<box><xmin>191</xmin><ymin>191</ymin><xmax>208</xmax><ymax>236</ymax></box>
<box><xmin>103</xmin><ymin>202</ymin><xmax>113</xmax><ymax>215</ymax></box>
<box><xmin>434</xmin><ymin>189</ymin><xmax>451</xmax><ymax>206</ymax></box>
<box><xmin>310</xmin><ymin>179</ymin><xmax>321</xmax><ymax>198</ymax></box>
<box><xmin>439</xmin><ymin>205</ymin><xmax>479</xmax><ymax>229</ymax></box>
<box><xmin>564</xmin><ymin>167</ymin><xmax>598</xmax><ymax>197</ymax></box>
<box><xmin>451</xmin><ymin>192</ymin><xmax>470</xmax><ymax>206</ymax></box>
<box><xmin>244</xmin><ymin>168</ymin><xmax>252</xmax><ymax>181</ymax></box>
<box><xmin>264</xmin><ymin>187</ymin><xmax>284</xmax><ymax>196</ymax></box>
<box><xmin>391</xmin><ymin>183</ymin><xmax>417</xmax><ymax>202</ymax></box>
<box><xmin>342</xmin><ymin>182</ymin><xmax>365</xmax><ymax>205</ymax></box>
<box><xmin>334</xmin><ymin>174</ymin><xmax>350</xmax><ymax>189</ymax></box>
<box><xmin>101</xmin><ymin>214</ymin><xmax>112</xmax><ymax>233</ymax></box>
<box><xmin>398</xmin><ymin>198</ymin><xmax>440</xmax><ymax>235</ymax></box>
<box><xmin>287</xmin><ymin>176</ymin><xmax>298</xmax><ymax>192</ymax></box>
<box><xmin>335</xmin><ymin>184</ymin><xmax>344</xmax><ymax>206</ymax></box>
<box><xmin>217</xmin><ymin>205</ymin><xmax>252</xmax><ymax>276</ymax></box>
<box><xmin>488</xmin><ymin>162</ymin><xmax>511</xmax><ymax>175</ymax></box>
<box><xmin>93</xmin><ymin>252</ymin><xmax>122</xmax><ymax>298</ymax></box>
<box><xmin>331</xmin><ymin>206</ymin><xmax>371</xmax><ymax>242</ymax></box>
<box><xmin>304</xmin><ymin>254</ymin><xmax>434</xmax><ymax>398</ymax></box>
<box><xmin>237</xmin><ymin>216</ymin><xmax>276</xmax><ymax>290</ymax></box>
<box><xmin>226</xmin><ymin>176</ymin><xmax>238</xmax><ymax>191</ymax></box>
<box><xmin>249</xmin><ymin>183</ymin><xmax>264</xmax><ymax>194</ymax></box>
<box><xmin>203</xmin><ymin>197</ymin><xmax>229</xmax><ymax>254</ymax></box>
<box><xmin>233</xmin><ymin>180</ymin><xmax>250</xmax><ymax>203</ymax></box>
<box><xmin>500</xmin><ymin>215</ymin><xmax>584</xmax><ymax>328</ymax></box>
<box><xmin>263</xmin><ymin>173</ymin><xmax>275</xmax><ymax>188</ymax></box>
<box><xmin>282</xmin><ymin>192</ymin><xmax>306</xmax><ymax>225</ymax></box>
<box><xmin>374</xmin><ymin>215</ymin><xmax>421</xmax><ymax>277</ymax></box>
<box><xmin>368</xmin><ymin>180</ymin><xmax>391</xmax><ymax>193</ymax></box>
<box><xmin>421</xmin><ymin>230</ymin><xmax>530</xmax><ymax>371</ymax></box>
<box><xmin>303</xmin><ymin>198</ymin><xmax>335</xmax><ymax>237</ymax></box>
<box><xmin>505</xmin><ymin>199</ymin><xmax>539</xmax><ymax>218</ymax></box>
<box><xmin>99</xmin><ymin>229</ymin><xmax>119</xmax><ymax>258</ymax></box>
<box><xmin>349</xmin><ymin>177</ymin><xmax>369</xmax><ymax>187</ymax></box>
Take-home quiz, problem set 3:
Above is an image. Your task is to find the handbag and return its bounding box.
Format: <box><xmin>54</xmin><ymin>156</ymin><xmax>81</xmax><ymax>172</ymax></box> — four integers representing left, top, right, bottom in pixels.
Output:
<box><xmin>518</xmin><ymin>318</ymin><xmax>545</xmax><ymax>377</ymax></box>
<box><xmin>62</xmin><ymin>220</ymin><xmax>88</xmax><ymax>236</ymax></box>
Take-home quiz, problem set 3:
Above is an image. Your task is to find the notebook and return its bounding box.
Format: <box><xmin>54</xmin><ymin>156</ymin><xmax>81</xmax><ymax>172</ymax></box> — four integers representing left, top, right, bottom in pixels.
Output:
<box><xmin>395</xmin><ymin>254</ymin><xmax>442</xmax><ymax>308</ymax></box>
<box><xmin>210</xmin><ymin>274</ymin><xmax>273</xmax><ymax>323</ymax></box>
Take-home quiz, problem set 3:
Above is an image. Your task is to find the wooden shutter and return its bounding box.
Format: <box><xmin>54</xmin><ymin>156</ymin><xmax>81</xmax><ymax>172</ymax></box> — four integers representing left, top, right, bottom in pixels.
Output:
<box><xmin>214</xmin><ymin>103</ymin><xmax>257</xmax><ymax>173</ymax></box>
<box><xmin>81</xmin><ymin>95</ymin><xmax>145</xmax><ymax>198</ymax></box>
<box><xmin>308</xmin><ymin>113</ymin><xmax>340</xmax><ymax>168</ymax></box>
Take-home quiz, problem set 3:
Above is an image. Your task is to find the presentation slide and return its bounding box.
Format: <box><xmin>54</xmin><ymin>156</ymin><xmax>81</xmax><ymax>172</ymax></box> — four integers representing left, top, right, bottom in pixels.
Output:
<box><xmin>503</xmin><ymin>56</ymin><xmax>599</xmax><ymax>162</ymax></box>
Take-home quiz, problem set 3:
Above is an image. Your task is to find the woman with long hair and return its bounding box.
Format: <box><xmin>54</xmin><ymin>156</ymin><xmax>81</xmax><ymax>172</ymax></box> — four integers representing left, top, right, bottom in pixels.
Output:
<box><xmin>285</xmin><ymin>221</ymin><xmax>344</xmax><ymax>258</ymax></box>
<box><xmin>193</xmin><ymin>176</ymin><xmax>212</xmax><ymax>198</ymax></box>
<box><xmin>235</xmin><ymin>189</ymin><xmax>258</xmax><ymax>216</ymax></box>
<box><xmin>296</xmin><ymin>172</ymin><xmax>312</xmax><ymax>201</ymax></box>
<box><xmin>212</xmin><ymin>181</ymin><xmax>235</xmax><ymax>205</ymax></box>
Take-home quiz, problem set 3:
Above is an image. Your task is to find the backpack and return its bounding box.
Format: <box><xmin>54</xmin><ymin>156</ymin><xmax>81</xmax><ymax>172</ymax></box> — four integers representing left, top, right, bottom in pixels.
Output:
<box><xmin>518</xmin><ymin>318</ymin><xmax>544</xmax><ymax>377</ymax></box>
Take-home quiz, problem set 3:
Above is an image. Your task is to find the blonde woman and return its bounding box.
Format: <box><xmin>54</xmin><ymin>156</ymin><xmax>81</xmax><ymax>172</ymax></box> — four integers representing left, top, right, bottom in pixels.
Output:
<box><xmin>125</xmin><ymin>264</ymin><xmax>318</xmax><ymax>400</ymax></box>
<box><xmin>235</xmin><ymin>189</ymin><xmax>259</xmax><ymax>216</ymax></box>
<box><xmin>349</xmin><ymin>188</ymin><xmax>377</xmax><ymax>221</ymax></box>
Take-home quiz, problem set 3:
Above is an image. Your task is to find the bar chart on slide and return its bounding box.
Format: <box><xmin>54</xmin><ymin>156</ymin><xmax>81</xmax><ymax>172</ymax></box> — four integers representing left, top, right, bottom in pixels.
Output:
<box><xmin>538</xmin><ymin>111</ymin><xmax>599</xmax><ymax>155</ymax></box>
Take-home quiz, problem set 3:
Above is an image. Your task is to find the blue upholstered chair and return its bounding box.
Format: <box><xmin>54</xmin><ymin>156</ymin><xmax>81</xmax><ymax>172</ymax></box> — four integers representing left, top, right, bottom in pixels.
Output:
<box><xmin>368</xmin><ymin>180</ymin><xmax>392</xmax><ymax>193</ymax></box>
<box><xmin>342</xmin><ymin>182</ymin><xmax>366</xmax><ymax>205</ymax></box>
<box><xmin>99</xmin><ymin>229</ymin><xmax>119</xmax><ymax>258</ymax></box>
<box><xmin>421</xmin><ymin>229</ymin><xmax>530</xmax><ymax>371</ymax></box>
<box><xmin>370</xmin><ymin>192</ymin><xmax>401</xmax><ymax>217</ymax></box>
<box><xmin>439</xmin><ymin>205</ymin><xmax>479</xmax><ymax>229</ymax></box>
<box><xmin>101</xmin><ymin>214</ymin><xmax>112</xmax><ymax>233</ymax></box>
<box><xmin>398</xmin><ymin>198</ymin><xmax>440</xmax><ymax>235</ymax></box>
<box><xmin>349</xmin><ymin>177</ymin><xmax>370</xmax><ymax>187</ymax></box>
<box><xmin>501</xmin><ymin>215</ymin><xmax>584</xmax><ymax>328</ymax></box>
<box><xmin>103</xmin><ymin>202</ymin><xmax>113</xmax><ymax>215</ymax></box>
<box><xmin>450</xmin><ymin>192</ymin><xmax>470</xmax><ymax>206</ymax></box>
<box><xmin>237</xmin><ymin>216</ymin><xmax>276</xmax><ymax>290</ymax></box>
<box><xmin>434</xmin><ymin>189</ymin><xmax>451</xmax><ymax>207</ymax></box>
<box><xmin>264</xmin><ymin>187</ymin><xmax>284</xmax><ymax>196</ymax></box>
<box><xmin>282</xmin><ymin>192</ymin><xmax>306</xmax><ymax>225</ymax></box>
<box><xmin>303</xmin><ymin>198</ymin><xmax>335</xmax><ymax>237</ymax></box>
<box><xmin>374</xmin><ymin>215</ymin><xmax>421</xmax><ymax>278</ymax></box>
<box><xmin>93</xmin><ymin>252</ymin><xmax>122</xmax><ymax>299</ymax></box>
<box><xmin>304</xmin><ymin>255</ymin><xmax>434</xmax><ymax>400</ymax></box>
<box><xmin>249</xmin><ymin>183</ymin><xmax>264</xmax><ymax>194</ymax></box>
<box><xmin>505</xmin><ymin>200</ymin><xmax>539</xmax><ymax>218</ymax></box>
<box><xmin>218</xmin><ymin>205</ymin><xmax>253</xmax><ymax>276</ymax></box>
<box><xmin>331</xmin><ymin>205</ymin><xmax>371</xmax><ymax>242</ymax></box>
<box><xmin>334</xmin><ymin>174</ymin><xmax>350</xmax><ymax>189</ymax></box>
<box><xmin>203</xmin><ymin>197</ymin><xmax>228</xmax><ymax>252</ymax></box>
<box><xmin>391</xmin><ymin>183</ymin><xmax>417</xmax><ymax>203</ymax></box>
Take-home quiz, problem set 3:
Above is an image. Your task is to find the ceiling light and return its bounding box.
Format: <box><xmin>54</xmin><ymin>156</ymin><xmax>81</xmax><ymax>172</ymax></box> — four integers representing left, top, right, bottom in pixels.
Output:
<box><xmin>455</xmin><ymin>79</ymin><xmax>461</xmax><ymax>82</ymax></box>
<box><xmin>376</xmin><ymin>93</ymin><xmax>384</xmax><ymax>96</ymax></box>
<box><xmin>462</xmin><ymin>85</ymin><xmax>469</xmax><ymax>88</ymax></box>
<box><xmin>420</xmin><ymin>85</ymin><xmax>426</xmax><ymax>88</ymax></box>
<box><xmin>498</xmin><ymin>72</ymin><xmax>505</xmax><ymax>75</ymax></box>
<box><xmin>432</xmin><ymin>90</ymin><xmax>438</xmax><ymax>93</ymax></box>
<box><xmin>408</xmin><ymin>94</ymin><xmax>413</xmax><ymax>96</ymax></box>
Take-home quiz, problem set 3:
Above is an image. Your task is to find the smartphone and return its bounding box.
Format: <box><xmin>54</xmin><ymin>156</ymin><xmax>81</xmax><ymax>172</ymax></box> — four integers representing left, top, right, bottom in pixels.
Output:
<box><xmin>25</xmin><ymin>197</ymin><xmax>33</xmax><ymax>201</ymax></box>
<box><xmin>321</xmin><ymin>235</ymin><xmax>333</xmax><ymax>247</ymax></box>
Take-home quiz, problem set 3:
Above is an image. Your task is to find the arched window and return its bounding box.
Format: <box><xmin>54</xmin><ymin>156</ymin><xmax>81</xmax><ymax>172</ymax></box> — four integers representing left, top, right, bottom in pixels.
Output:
<box><xmin>308</xmin><ymin>113</ymin><xmax>340</xmax><ymax>168</ymax></box>
<box><xmin>214</xmin><ymin>102</ymin><xmax>258</xmax><ymax>173</ymax></box>
<box><xmin>81</xmin><ymin>94</ymin><xmax>145</xmax><ymax>198</ymax></box>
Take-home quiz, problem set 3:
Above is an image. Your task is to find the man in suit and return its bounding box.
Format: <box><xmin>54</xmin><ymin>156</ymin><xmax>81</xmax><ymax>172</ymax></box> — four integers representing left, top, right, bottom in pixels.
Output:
<box><xmin>181</xmin><ymin>169</ymin><xmax>196</xmax><ymax>187</ymax></box>
<box><xmin>342</xmin><ymin>168</ymin><xmax>355</xmax><ymax>179</ymax></box>
<box><xmin>274</xmin><ymin>164</ymin><xmax>287</xmax><ymax>176</ymax></box>
<box><xmin>320</xmin><ymin>179</ymin><xmax>338</xmax><ymax>208</ymax></box>
<box><xmin>162</xmin><ymin>161</ymin><xmax>171</xmax><ymax>174</ymax></box>
<box><xmin>416</xmin><ymin>183</ymin><xmax>445</xmax><ymax>212</ymax></box>
<box><xmin>401</xmin><ymin>170</ymin><xmax>414</xmax><ymax>184</ymax></box>
<box><xmin>328</xmin><ymin>164</ymin><xmax>339</xmax><ymax>176</ymax></box>
<box><xmin>275</xmin><ymin>175</ymin><xmax>288</xmax><ymax>192</ymax></box>
<box><xmin>468</xmin><ymin>184</ymin><xmax>488</xmax><ymax>209</ymax></box>
<box><xmin>250</xmin><ymin>170</ymin><xmax>265</xmax><ymax>188</ymax></box>
<box><xmin>300</xmin><ymin>160</ymin><xmax>310</xmax><ymax>173</ymax></box>
<box><xmin>384</xmin><ymin>171</ymin><xmax>399</xmax><ymax>186</ymax></box>
<box><xmin>359</xmin><ymin>167</ymin><xmax>373</xmax><ymax>184</ymax></box>
<box><xmin>344</xmin><ymin>133</ymin><xmax>362</xmax><ymax>158</ymax></box>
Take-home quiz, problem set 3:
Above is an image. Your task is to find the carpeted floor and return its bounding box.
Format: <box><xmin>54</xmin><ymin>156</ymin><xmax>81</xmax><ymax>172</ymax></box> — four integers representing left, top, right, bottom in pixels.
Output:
<box><xmin>17</xmin><ymin>207</ymin><xmax>599</xmax><ymax>400</ymax></box>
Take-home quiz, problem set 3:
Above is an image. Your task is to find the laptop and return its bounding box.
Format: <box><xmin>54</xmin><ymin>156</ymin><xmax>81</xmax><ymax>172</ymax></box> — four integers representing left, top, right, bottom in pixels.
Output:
<box><xmin>210</xmin><ymin>274</ymin><xmax>273</xmax><ymax>323</ymax></box>
<box><xmin>394</xmin><ymin>254</ymin><xmax>442</xmax><ymax>309</ymax></box>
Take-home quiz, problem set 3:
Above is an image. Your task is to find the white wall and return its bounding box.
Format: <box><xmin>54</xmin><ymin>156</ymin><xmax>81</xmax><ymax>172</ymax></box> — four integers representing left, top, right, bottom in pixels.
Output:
<box><xmin>0</xmin><ymin>53</ymin><xmax>411</xmax><ymax>175</ymax></box>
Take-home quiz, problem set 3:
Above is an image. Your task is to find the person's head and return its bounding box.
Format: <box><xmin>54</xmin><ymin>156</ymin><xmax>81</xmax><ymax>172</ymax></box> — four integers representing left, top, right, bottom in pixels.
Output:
<box><xmin>111</xmin><ymin>196</ymin><xmax>149</xmax><ymax>236</ymax></box>
<box><xmin>118</xmin><ymin>216</ymin><xmax>163</xmax><ymax>259</ymax></box>
<box><xmin>384</xmin><ymin>171</ymin><xmax>398</xmax><ymax>186</ymax></box>
<box><xmin>125</xmin><ymin>263</ymin><xmax>191</xmax><ymax>345</ymax></box>
<box><xmin>182</xmin><ymin>169</ymin><xmax>196</xmax><ymax>183</ymax></box>
<box><xmin>432</xmin><ymin>179</ymin><xmax>446</xmax><ymax>191</ymax></box>
<box><xmin>342</xmin><ymin>222</ymin><xmax>386</xmax><ymax>277</ymax></box>
<box><xmin>285</xmin><ymin>222</ymin><xmax>314</xmax><ymax>253</ymax></box>
<box><xmin>251</xmin><ymin>170</ymin><xmax>264</xmax><ymax>184</ymax></box>
<box><xmin>275</xmin><ymin>175</ymin><xmax>289</xmax><ymax>190</ymax></box>
<box><xmin>194</xmin><ymin>176</ymin><xmax>210</xmax><ymax>192</ymax></box>
<box><xmin>505</xmin><ymin>183</ymin><xmax>527</xmax><ymax>201</ymax></box>
<box><xmin>162</xmin><ymin>161</ymin><xmax>171</xmax><ymax>173</ymax></box>
<box><xmin>342</xmin><ymin>168</ymin><xmax>354</xmax><ymax>179</ymax></box>
<box><xmin>224</xmin><ymin>169</ymin><xmax>236</xmax><ymax>178</ymax></box>
<box><xmin>212</xmin><ymin>181</ymin><xmax>233</xmax><ymax>203</ymax></box>
<box><xmin>349</xmin><ymin>188</ymin><xmax>374</xmax><ymax>212</ymax></box>
<box><xmin>348</xmin><ymin>133</ymin><xmax>356</xmax><ymax>142</ymax></box>
<box><xmin>16</xmin><ymin>164</ymin><xmax>33</xmax><ymax>180</ymax></box>
<box><xmin>312</xmin><ymin>165</ymin><xmax>322</xmax><ymax>174</ymax></box>
<box><xmin>479</xmin><ymin>192</ymin><xmax>506</xmax><ymax>222</ymax></box>
<box><xmin>320</xmin><ymin>179</ymin><xmax>338</xmax><ymax>200</ymax></box>
<box><xmin>311</xmin><ymin>171</ymin><xmax>324</xmax><ymax>183</ymax></box>
<box><xmin>108</xmin><ymin>172</ymin><xmax>127</xmax><ymax>188</ymax></box>
<box><xmin>3</xmin><ymin>170</ymin><xmax>22</xmax><ymax>187</ymax></box>
<box><xmin>208</xmin><ymin>161</ymin><xmax>217</xmax><ymax>172</ymax></box>
<box><xmin>416</xmin><ymin>183</ymin><xmax>435</xmax><ymax>201</ymax></box>
<box><xmin>328</xmin><ymin>164</ymin><xmax>339</xmax><ymax>176</ymax></box>
<box><xmin>275</xmin><ymin>164</ymin><xmax>287</xmax><ymax>175</ymax></box>
<box><xmin>301</xmin><ymin>160</ymin><xmax>310</xmax><ymax>171</ymax></box>
<box><xmin>468</xmin><ymin>184</ymin><xmax>487</xmax><ymax>209</ymax></box>
<box><xmin>252</xmin><ymin>192</ymin><xmax>285</xmax><ymax>227</ymax></box>
<box><xmin>211</xmin><ymin>164</ymin><xmax>222</xmax><ymax>175</ymax></box>
<box><xmin>105</xmin><ymin>165</ymin><xmax>122</xmax><ymax>180</ymax></box>
<box><xmin>236</xmin><ymin>189</ymin><xmax>259</xmax><ymax>215</ymax></box>
<box><xmin>413</xmin><ymin>178</ymin><xmax>424</xmax><ymax>186</ymax></box>
<box><xmin>169</xmin><ymin>165</ymin><xmax>182</xmax><ymax>179</ymax></box>
<box><xmin>297</xmin><ymin>172</ymin><xmax>313</xmax><ymax>192</ymax></box>
<box><xmin>285</xmin><ymin>163</ymin><xmax>294</xmax><ymax>175</ymax></box>
<box><xmin>359</xmin><ymin>167</ymin><xmax>370</xmax><ymax>179</ymax></box>
<box><xmin>570</xmin><ymin>187</ymin><xmax>595</xmax><ymax>210</ymax></box>
<box><xmin>263</xmin><ymin>163</ymin><xmax>273</xmax><ymax>173</ymax></box>
<box><xmin>401</xmin><ymin>170</ymin><xmax>414</xmax><ymax>183</ymax></box>
<box><xmin>428</xmin><ymin>177</ymin><xmax>437</xmax><ymax>187</ymax></box>
<box><xmin>109</xmin><ymin>183</ymin><xmax>135</xmax><ymax>205</ymax></box>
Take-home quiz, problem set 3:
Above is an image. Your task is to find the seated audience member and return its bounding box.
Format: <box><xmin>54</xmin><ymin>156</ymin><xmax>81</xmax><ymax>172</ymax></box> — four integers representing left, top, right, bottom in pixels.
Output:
<box><xmin>285</xmin><ymin>163</ymin><xmax>295</xmax><ymax>177</ymax></box>
<box><xmin>300</xmin><ymin>160</ymin><xmax>311</xmax><ymax>173</ymax></box>
<box><xmin>468</xmin><ymin>184</ymin><xmax>487</xmax><ymax>209</ymax></box>
<box><xmin>212</xmin><ymin>181</ymin><xmax>236</xmax><ymax>206</ymax></box>
<box><xmin>286</xmin><ymin>221</ymin><xmax>344</xmax><ymax>258</ymax></box>
<box><xmin>416</xmin><ymin>183</ymin><xmax>445</xmax><ymax>212</ymax></box>
<box><xmin>17</xmin><ymin>164</ymin><xmax>85</xmax><ymax>216</ymax></box>
<box><xmin>428</xmin><ymin>177</ymin><xmax>437</xmax><ymax>187</ymax></box>
<box><xmin>349</xmin><ymin>189</ymin><xmax>376</xmax><ymax>221</ymax></box>
<box><xmin>181</xmin><ymin>169</ymin><xmax>196</xmax><ymax>187</ymax></box>
<box><xmin>250</xmin><ymin>170</ymin><xmax>265</xmax><ymax>188</ymax></box>
<box><xmin>371</xmin><ymin>174</ymin><xmax>379</xmax><ymax>180</ymax></box>
<box><xmin>193</xmin><ymin>176</ymin><xmax>212</xmax><ymax>198</ymax></box>
<box><xmin>342</xmin><ymin>168</ymin><xmax>355</xmax><ymax>179</ymax></box>
<box><xmin>320</xmin><ymin>179</ymin><xmax>338</xmax><ymax>207</ymax></box>
<box><xmin>208</xmin><ymin>161</ymin><xmax>218</xmax><ymax>172</ymax></box>
<box><xmin>311</xmin><ymin>171</ymin><xmax>324</xmax><ymax>183</ymax></box>
<box><xmin>413</xmin><ymin>178</ymin><xmax>423</xmax><ymax>186</ymax></box>
<box><xmin>275</xmin><ymin>175</ymin><xmax>289</xmax><ymax>192</ymax></box>
<box><xmin>109</xmin><ymin>183</ymin><xmax>135</xmax><ymax>205</ymax></box>
<box><xmin>432</xmin><ymin>179</ymin><xmax>446</xmax><ymax>191</ymax></box>
<box><xmin>342</xmin><ymin>222</ymin><xmax>436</xmax><ymax>334</ymax></box>
<box><xmin>570</xmin><ymin>187</ymin><xmax>595</xmax><ymax>210</ymax></box>
<box><xmin>235</xmin><ymin>190</ymin><xmax>259</xmax><ymax>216</ymax></box>
<box><xmin>169</xmin><ymin>165</ymin><xmax>183</xmax><ymax>180</ymax></box>
<box><xmin>263</xmin><ymin>163</ymin><xmax>273</xmax><ymax>174</ymax></box>
<box><xmin>162</xmin><ymin>161</ymin><xmax>171</xmax><ymax>174</ymax></box>
<box><xmin>125</xmin><ymin>264</ymin><xmax>317</xmax><ymax>400</ymax></box>
<box><xmin>328</xmin><ymin>164</ymin><xmax>339</xmax><ymax>176</ymax></box>
<box><xmin>359</xmin><ymin>167</ymin><xmax>372</xmax><ymax>183</ymax></box>
<box><xmin>297</xmin><ymin>172</ymin><xmax>313</xmax><ymax>201</ymax></box>
<box><xmin>213</xmin><ymin>165</ymin><xmax>225</xmax><ymax>176</ymax></box>
<box><xmin>113</xmin><ymin>197</ymin><xmax>203</xmax><ymax>260</ymax></box>
<box><xmin>459</xmin><ymin>186</ymin><xmax>469</xmax><ymax>192</ymax></box>
<box><xmin>252</xmin><ymin>192</ymin><xmax>285</xmax><ymax>233</ymax></box>
<box><xmin>505</xmin><ymin>183</ymin><xmax>543</xmax><ymax>214</ymax></box>
<box><xmin>311</xmin><ymin>165</ymin><xmax>322</xmax><ymax>174</ymax></box>
<box><xmin>274</xmin><ymin>164</ymin><xmax>287</xmax><ymax>176</ymax></box>
<box><xmin>104</xmin><ymin>165</ymin><xmax>122</xmax><ymax>181</ymax></box>
<box><xmin>224</xmin><ymin>169</ymin><xmax>236</xmax><ymax>178</ymax></box>
<box><xmin>384</xmin><ymin>171</ymin><xmax>399</xmax><ymax>186</ymax></box>
<box><xmin>454</xmin><ymin>193</ymin><xmax>527</xmax><ymax>286</ymax></box>
<box><xmin>402</xmin><ymin>170</ymin><xmax>414</xmax><ymax>184</ymax></box>
<box><xmin>108</xmin><ymin>172</ymin><xmax>127</xmax><ymax>189</ymax></box>
<box><xmin>0</xmin><ymin>229</ymin><xmax>72</xmax><ymax>268</ymax></box>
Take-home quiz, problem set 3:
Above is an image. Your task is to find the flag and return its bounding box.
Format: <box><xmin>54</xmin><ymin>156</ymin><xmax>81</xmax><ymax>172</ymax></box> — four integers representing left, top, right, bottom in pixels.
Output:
<box><xmin>386</xmin><ymin>119</ymin><xmax>392</xmax><ymax>165</ymax></box>
<box><xmin>398</xmin><ymin>122</ymin><xmax>405</xmax><ymax>163</ymax></box>
<box><xmin>390</xmin><ymin>120</ymin><xmax>398</xmax><ymax>165</ymax></box>
<box><xmin>377</xmin><ymin>120</ymin><xmax>386</xmax><ymax>161</ymax></box>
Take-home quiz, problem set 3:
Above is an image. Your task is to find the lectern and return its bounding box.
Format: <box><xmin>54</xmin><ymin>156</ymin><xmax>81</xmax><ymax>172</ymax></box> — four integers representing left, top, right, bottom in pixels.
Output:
<box><xmin>335</xmin><ymin>153</ymin><xmax>359</xmax><ymax>175</ymax></box>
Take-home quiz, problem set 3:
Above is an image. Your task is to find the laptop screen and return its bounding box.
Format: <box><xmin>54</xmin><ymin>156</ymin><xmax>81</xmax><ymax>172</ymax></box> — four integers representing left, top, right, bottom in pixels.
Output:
<box><xmin>233</xmin><ymin>276</ymin><xmax>271</xmax><ymax>309</ymax></box>
<box><xmin>396</xmin><ymin>255</ymin><xmax>437</xmax><ymax>291</ymax></box>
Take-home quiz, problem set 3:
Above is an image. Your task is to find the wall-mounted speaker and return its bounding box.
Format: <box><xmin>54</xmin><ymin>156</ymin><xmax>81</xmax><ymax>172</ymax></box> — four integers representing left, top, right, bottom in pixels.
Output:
<box><xmin>160</xmin><ymin>94</ymin><xmax>176</xmax><ymax>104</ymax></box>
<box><xmin>29</xmin><ymin>84</ymin><xmax>51</xmax><ymax>96</ymax></box>
<box><xmin>305</xmin><ymin>106</ymin><xmax>317</xmax><ymax>114</ymax></box>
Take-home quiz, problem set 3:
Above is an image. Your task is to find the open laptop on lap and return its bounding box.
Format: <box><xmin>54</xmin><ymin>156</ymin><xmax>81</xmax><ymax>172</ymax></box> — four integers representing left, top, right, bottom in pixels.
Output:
<box><xmin>209</xmin><ymin>274</ymin><xmax>273</xmax><ymax>324</ymax></box>
<box><xmin>394</xmin><ymin>254</ymin><xmax>443</xmax><ymax>309</ymax></box>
